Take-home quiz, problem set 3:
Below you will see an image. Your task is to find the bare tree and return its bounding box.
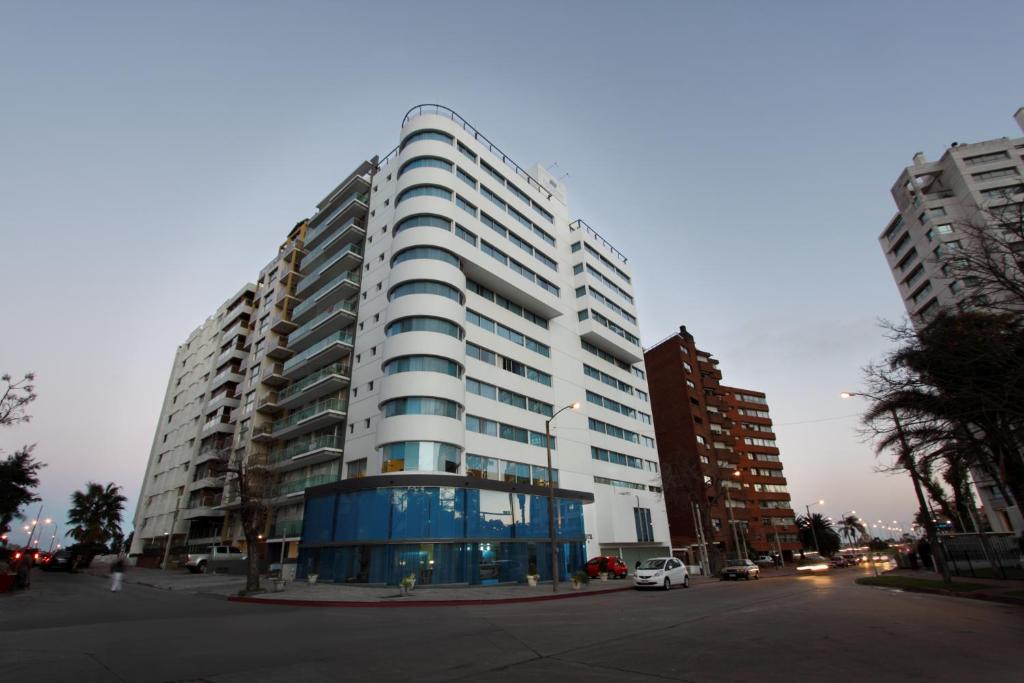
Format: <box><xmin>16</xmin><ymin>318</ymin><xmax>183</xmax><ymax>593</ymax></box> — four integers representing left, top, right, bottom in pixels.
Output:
<box><xmin>1</xmin><ymin>373</ymin><xmax>44</xmax><ymax>537</ymax></box>
<box><xmin>935</xmin><ymin>197</ymin><xmax>1024</xmax><ymax>316</ymax></box>
<box><xmin>214</xmin><ymin>446</ymin><xmax>271</xmax><ymax>593</ymax></box>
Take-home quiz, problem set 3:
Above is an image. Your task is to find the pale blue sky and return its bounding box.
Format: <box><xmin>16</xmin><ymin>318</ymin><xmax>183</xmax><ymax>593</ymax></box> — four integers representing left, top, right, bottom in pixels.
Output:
<box><xmin>2</xmin><ymin>1</ymin><xmax>1022</xmax><ymax>544</ymax></box>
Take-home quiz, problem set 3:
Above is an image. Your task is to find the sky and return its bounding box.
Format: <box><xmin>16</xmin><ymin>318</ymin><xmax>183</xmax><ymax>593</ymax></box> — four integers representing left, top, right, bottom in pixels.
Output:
<box><xmin>2</xmin><ymin>0</ymin><xmax>1022</xmax><ymax>547</ymax></box>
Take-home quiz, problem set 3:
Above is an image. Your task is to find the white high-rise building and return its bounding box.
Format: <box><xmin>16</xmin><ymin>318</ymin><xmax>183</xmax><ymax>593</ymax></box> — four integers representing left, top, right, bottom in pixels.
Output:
<box><xmin>132</xmin><ymin>105</ymin><xmax>671</xmax><ymax>583</ymax></box>
<box><xmin>878</xmin><ymin>107</ymin><xmax>1024</xmax><ymax>534</ymax></box>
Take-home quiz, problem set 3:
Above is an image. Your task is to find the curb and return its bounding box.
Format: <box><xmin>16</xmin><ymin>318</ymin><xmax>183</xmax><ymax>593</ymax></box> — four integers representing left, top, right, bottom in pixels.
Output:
<box><xmin>856</xmin><ymin>580</ymin><xmax>1024</xmax><ymax>607</ymax></box>
<box><xmin>227</xmin><ymin>584</ymin><xmax>634</xmax><ymax>608</ymax></box>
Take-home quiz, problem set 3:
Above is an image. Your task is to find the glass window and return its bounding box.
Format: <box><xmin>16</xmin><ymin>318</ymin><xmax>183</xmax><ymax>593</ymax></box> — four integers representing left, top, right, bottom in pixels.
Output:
<box><xmin>381</xmin><ymin>441</ymin><xmax>461</xmax><ymax>473</ymax></box>
<box><xmin>400</xmin><ymin>129</ymin><xmax>454</xmax><ymax>149</ymax></box>
<box><xmin>398</xmin><ymin>156</ymin><xmax>453</xmax><ymax>176</ymax></box>
<box><xmin>386</xmin><ymin>316</ymin><xmax>462</xmax><ymax>339</ymax></box>
<box><xmin>467</xmin><ymin>489</ymin><xmax>513</xmax><ymax>538</ymax></box>
<box><xmin>394</xmin><ymin>214</ymin><xmax>452</xmax><ymax>236</ymax></box>
<box><xmin>383</xmin><ymin>355</ymin><xmax>462</xmax><ymax>378</ymax></box>
<box><xmin>389</xmin><ymin>280</ymin><xmax>462</xmax><ymax>303</ymax></box>
<box><xmin>455</xmin><ymin>224</ymin><xmax>477</xmax><ymax>246</ymax></box>
<box><xmin>466</xmin><ymin>453</ymin><xmax>499</xmax><ymax>480</ymax></box>
<box><xmin>392</xmin><ymin>246</ymin><xmax>460</xmax><ymax>268</ymax></box>
<box><xmin>513</xmin><ymin>493</ymin><xmax>549</xmax><ymax>538</ymax></box>
<box><xmin>302</xmin><ymin>493</ymin><xmax>335</xmax><ymax>544</ymax></box>
<box><xmin>334</xmin><ymin>489</ymin><xmax>391</xmax><ymax>541</ymax></box>
<box><xmin>382</xmin><ymin>397</ymin><xmax>462</xmax><ymax>420</ymax></box>
<box><xmin>396</xmin><ymin>185</ymin><xmax>453</xmax><ymax>204</ymax></box>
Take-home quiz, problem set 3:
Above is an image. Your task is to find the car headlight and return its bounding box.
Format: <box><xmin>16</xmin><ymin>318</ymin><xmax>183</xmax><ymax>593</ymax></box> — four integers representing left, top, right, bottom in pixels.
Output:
<box><xmin>653</xmin><ymin>570</ymin><xmax>663</xmax><ymax>577</ymax></box>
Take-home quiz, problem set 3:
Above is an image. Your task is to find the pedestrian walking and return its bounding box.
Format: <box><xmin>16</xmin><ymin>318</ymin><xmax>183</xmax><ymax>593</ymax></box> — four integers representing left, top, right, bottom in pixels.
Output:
<box><xmin>110</xmin><ymin>557</ymin><xmax>125</xmax><ymax>592</ymax></box>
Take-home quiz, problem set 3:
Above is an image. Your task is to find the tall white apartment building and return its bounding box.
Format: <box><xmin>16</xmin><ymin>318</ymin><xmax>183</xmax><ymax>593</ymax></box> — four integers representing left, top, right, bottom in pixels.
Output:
<box><xmin>132</xmin><ymin>105</ymin><xmax>670</xmax><ymax>583</ymax></box>
<box><xmin>878</xmin><ymin>106</ymin><xmax>1024</xmax><ymax>533</ymax></box>
<box><xmin>130</xmin><ymin>285</ymin><xmax>257</xmax><ymax>560</ymax></box>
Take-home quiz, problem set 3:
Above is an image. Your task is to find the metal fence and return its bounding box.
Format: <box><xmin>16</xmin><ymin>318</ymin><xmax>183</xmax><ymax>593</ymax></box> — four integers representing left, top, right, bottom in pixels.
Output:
<box><xmin>938</xmin><ymin>532</ymin><xmax>1023</xmax><ymax>579</ymax></box>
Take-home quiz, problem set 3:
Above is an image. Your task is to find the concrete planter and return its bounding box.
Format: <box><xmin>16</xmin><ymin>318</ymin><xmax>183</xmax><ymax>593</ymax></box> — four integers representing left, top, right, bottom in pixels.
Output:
<box><xmin>307</xmin><ymin>574</ymin><xmax>319</xmax><ymax>585</ymax></box>
<box><xmin>526</xmin><ymin>575</ymin><xmax>539</xmax><ymax>587</ymax></box>
<box><xmin>271</xmin><ymin>578</ymin><xmax>286</xmax><ymax>592</ymax></box>
<box><xmin>599</xmin><ymin>572</ymin><xmax>609</xmax><ymax>581</ymax></box>
<box><xmin>571</xmin><ymin>580</ymin><xmax>583</xmax><ymax>590</ymax></box>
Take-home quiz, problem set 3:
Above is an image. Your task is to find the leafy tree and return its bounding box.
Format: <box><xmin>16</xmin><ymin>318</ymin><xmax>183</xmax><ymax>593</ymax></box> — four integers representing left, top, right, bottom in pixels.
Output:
<box><xmin>0</xmin><ymin>373</ymin><xmax>44</xmax><ymax>536</ymax></box>
<box><xmin>868</xmin><ymin>537</ymin><xmax>890</xmax><ymax>551</ymax></box>
<box><xmin>67</xmin><ymin>482</ymin><xmax>127</xmax><ymax>559</ymax></box>
<box><xmin>796</xmin><ymin>513</ymin><xmax>841</xmax><ymax>556</ymax></box>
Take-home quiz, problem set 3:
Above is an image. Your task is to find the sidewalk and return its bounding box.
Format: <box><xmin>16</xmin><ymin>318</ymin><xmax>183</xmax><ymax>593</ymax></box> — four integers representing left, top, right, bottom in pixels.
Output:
<box><xmin>861</xmin><ymin>568</ymin><xmax>1024</xmax><ymax>606</ymax></box>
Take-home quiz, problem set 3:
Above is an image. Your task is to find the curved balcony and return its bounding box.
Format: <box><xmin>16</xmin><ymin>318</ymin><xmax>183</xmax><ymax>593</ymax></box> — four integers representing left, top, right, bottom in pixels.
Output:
<box><xmin>277</xmin><ymin>361</ymin><xmax>351</xmax><ymax>409</ymax></box>
<box><xmin>271</xmin><ymin>398</ymin><xmax>347</xmax><ymax>441</ymax></box>
<box><xmin>200</xmin><ymin>415</ymin><xmax>234</xmax><ymax>438</ymax></box>
<box><xmin>401</xmin><ymin>104</ymin><xmax>553</xmax><ymax>200</ymax></box>
<box><xmin>269</xmin><ymin>435</ymin><xmax>344</xmax><ymax>473</ymax></box>
<box><xmin>283</xmin><ymin>331</ymin><xmax>354</xmax><ymax>379</ymax></box>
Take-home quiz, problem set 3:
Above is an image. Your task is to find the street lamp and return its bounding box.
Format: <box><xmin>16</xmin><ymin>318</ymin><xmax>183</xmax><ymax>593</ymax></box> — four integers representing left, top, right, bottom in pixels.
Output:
<box><xmin>841</xmin><ymin>391</ymin><xmax>951</xmax><ymax>582</ymax></box>
<box><xmin>545</xmin><ymin>401</ymin><xmax>580</xmax><ymax>592</ymax></box>
<box><xmin>805</xmin><ymin>499</ymin><xmax>824</xmax><ymax>553</ymax></box>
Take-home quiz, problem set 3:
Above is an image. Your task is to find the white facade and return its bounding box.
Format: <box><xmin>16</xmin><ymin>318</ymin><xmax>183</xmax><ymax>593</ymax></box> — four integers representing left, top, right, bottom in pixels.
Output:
<box><xmin>130</xmin><ymin>284</ymin><xmax>256</xmax><ymax>556</ymax></box>
<box><xmin>878</xmin><ymin>108</ymin><xmax>1024</xmax><ymax>534</ymax></box>
<box><xmin>133</xmin><ymin>105</ymin><xmax>670</xmax><ymax>566</ymax></box>
<box><xmin>341</xmin><ymin>106</ymin><xmax>669</xmax><ymax>559</ymax></box>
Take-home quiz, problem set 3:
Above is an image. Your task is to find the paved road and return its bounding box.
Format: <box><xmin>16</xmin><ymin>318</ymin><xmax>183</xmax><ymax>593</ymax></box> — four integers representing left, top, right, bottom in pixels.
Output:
<box><xmin>4</xmin><ymin>567</ymin><xmax>1020</xmax><ymax>682</ymax></box>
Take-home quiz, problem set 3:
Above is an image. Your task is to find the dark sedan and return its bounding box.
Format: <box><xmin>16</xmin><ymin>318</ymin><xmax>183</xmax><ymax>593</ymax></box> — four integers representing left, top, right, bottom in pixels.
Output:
<box><xmin>42</xmin><ymin>550</ymin><xmax>77</xmax><ymax>572</ymax></box>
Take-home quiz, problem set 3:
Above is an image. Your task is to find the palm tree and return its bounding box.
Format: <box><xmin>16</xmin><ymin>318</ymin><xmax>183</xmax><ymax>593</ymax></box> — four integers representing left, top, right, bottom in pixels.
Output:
<box><xmin>796</xmin><ymin>513</ymin><xmax>840</xmax><ymax>556</ymax></box>
<box><xmin>67</xmin><ymin>482</ymin><xmax>126</xmax><ymax>550</ymax></box>
<box><xmin>838</xmin><ymin>515</ymin><xmax>865</xmax><ymax>550</ymax></box>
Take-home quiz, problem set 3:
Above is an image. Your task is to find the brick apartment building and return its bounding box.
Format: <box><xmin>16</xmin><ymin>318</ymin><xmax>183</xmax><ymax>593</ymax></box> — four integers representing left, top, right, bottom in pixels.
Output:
<box><xmin>644</xmin><ymin>326</ymin><xmax>800</xmax><ymax>571</ymax></box>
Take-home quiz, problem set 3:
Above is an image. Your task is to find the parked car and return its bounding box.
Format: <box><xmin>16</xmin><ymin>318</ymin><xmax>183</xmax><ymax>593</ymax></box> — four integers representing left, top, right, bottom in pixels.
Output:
<box><xmin>633</xmin><ymin>557</ymin><xmax>689</xmax><ymax>590</ymax></box>
<box><xmin>830</xmin><ymin>556</ymin><xmax>849</xmax><ymax>568</ymax></box>
<box><xmin>42</xmin><ymin>549</ymin><xmax>78</xmax><ymax>572</ymax></box>
<box><xmin>585</xmin><ymin>556</ymin><xmax>629</xmax><ymax>579</ymax></box>
<box><xmin>796</xmin><ymin>553</ymin><xmax>830</xmax><ymax>573</ymax></box>
<box><xmin>185</xmin><ymin>545</ymin><xmax>246</xmax><ymax>573</ymax></box>
<box><xmin>753</xmin><ymin>555</ymin><xmax>775</xmax><ymax>568</ymax></box>
<box><xmin>720</xmin><ymin>559</ymin><xmax>760</xmax><ymax>580</ymax></box>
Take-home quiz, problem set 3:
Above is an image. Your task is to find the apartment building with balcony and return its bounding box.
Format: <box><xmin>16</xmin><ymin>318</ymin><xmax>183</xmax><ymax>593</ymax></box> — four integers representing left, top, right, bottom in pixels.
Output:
<box><xmin>878</xmin><ymin>107</ymin><xmax>1024</xmax><ymax>534</ymax></box>
<box><xmin>132</xmin><ymin>105</ymin><xmax>670</xmax><ymax>583</ymax></box>
<box><xmin>644</xmin><ymin>326</ymin><xmax>799</xmax><ymax>570</ymax></box>
<box><xmin>130</xmin><ymin>285</ymin><xmax>257</xmax><ymax>561</ymax></box>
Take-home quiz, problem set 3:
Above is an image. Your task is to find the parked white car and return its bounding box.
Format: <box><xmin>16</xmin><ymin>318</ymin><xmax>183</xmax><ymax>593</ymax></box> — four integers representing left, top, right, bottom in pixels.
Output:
<box><xmin>633</xmin><ymin>557</ymin><xmax>689</xmax><ymax>590</ymax></box>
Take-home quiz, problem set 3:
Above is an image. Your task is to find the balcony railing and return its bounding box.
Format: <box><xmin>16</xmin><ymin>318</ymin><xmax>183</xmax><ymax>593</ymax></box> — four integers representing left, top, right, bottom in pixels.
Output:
<box><xmin>292</xmin><ymin>271</ymin><xmax>359</xmax><ymax>320</ymax></box>
<box><xmin>190</xmin><ymin>493</ymin><xmax>223</xmax><ymax>508</ymax></box>
<box><xmin>298</xmin><ymin>242</ymin><xmax>363</xmax><ymax>293</ymax></box>
<box><xmin>277</xmin><ymin>362</ymin><xmax>351</xmax><ymax>403</ymax></box>
<box><xmin>283</xmin><ymin>331</ymin><xmax>353</xmax><ymax>374</ymax></box>
<box><xmin>272</xmin><ymin>474</ymin><xmax>337</xmax><ymax>497</ymax></box>
<box><xmin>272</xmin><ymin>519</ymin><xmax>304</xmax><ymax>538</ymax></box>
<box><xmin>269</xmin><ymin>434</ymin><xmax>344</xmax><ymax>465</ymax></box>
<box><xmin>305</xmin><ymin>201</ymin><xmax>367</xmax><ymax>247</ymax></box>
<box><xmin>289</xmin><ymin>300</ymin><xmax>357</xmax><ymax>347</ymax></box>
<box><xmin>271</xmin><ymin>398</ymin><xmax>347</xmax><ymax>433</ymax></box>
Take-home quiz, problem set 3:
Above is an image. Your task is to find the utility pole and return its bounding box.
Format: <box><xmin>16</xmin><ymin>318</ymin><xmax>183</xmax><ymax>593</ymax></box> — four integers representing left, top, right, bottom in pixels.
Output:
<box><xmin>161</xmin><ymin>494</ymin><xmax>183</xmax><ymax>571</ymax></box>
<box><xmin>692</xmin><ymin>502</ymin><xmax>710</xmax><ymax>576</ymax></box>
<box><xmin>544</xmin><ymin>402</ymin><xmax>579</xmax><ymax>592</ymax></box>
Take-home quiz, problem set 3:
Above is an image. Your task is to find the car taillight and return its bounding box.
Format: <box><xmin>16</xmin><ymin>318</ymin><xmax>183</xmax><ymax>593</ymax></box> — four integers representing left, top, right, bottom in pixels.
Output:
<box><xmin>14</xmin><ymin>552</ymin><xmax>21</xmax><ymax>560</ymax></box>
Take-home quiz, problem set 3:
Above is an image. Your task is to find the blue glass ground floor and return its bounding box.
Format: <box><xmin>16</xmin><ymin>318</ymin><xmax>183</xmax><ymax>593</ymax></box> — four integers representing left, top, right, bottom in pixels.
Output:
<box><xmin>295</xmin><ymin>474</ymin><xmax>593</xmax><ymax>586</ymax></box>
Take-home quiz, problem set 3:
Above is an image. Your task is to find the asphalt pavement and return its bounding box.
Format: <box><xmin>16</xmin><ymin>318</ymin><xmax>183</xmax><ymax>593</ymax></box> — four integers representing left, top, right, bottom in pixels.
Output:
<box><xmin>3</xmin><ymin>566</ymin><xmax>1020</xmax><ymax>682</ymax></box>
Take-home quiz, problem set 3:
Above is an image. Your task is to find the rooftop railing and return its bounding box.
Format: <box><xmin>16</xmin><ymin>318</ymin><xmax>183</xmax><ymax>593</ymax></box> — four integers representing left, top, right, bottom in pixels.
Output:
<box><xmin>400</xmin><ymin>104</ymin><xmax>555</xmax><ymax>201</ymax></box>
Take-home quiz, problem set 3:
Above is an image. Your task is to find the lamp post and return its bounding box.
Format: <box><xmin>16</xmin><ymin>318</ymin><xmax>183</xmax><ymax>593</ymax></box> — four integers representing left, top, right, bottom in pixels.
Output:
<box><xmin>841</xmin><ymin>391</ymin><xmax>951</xmax><ymax>582</ymax></box>
<box><xmin>805</xmin><ymin>499</ymin><xmax>824</xmax><ymax>553</ymax></box>
<box><xmin>545</xmin><ymin>401</ymin><xmax>580</xmax><ymax>593</ymax></box>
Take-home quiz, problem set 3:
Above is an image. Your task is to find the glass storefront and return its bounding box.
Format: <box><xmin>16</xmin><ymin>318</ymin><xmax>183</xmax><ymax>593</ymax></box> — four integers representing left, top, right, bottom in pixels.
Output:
<box><xmin>297</xmin><ymin>484</ymin><xmax>587</xmax><ymax>585</ymax></box>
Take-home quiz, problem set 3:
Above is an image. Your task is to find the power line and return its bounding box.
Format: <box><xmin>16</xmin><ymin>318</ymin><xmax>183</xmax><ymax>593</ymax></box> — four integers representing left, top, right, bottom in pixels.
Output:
<box><xmin>773</xmin><ymin>413</ymin><xmax>861</xmax><ymax>427</ymax></box>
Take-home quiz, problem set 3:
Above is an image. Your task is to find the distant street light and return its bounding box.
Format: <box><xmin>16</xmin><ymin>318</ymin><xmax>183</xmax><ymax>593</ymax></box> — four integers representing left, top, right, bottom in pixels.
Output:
<box><xmin>841</xmin><ymin>391</ymin><xmax>951</xmax><ymax>581</ymax></box>
<box><xmin>805</xmin><ymin>499</ymin><xmax>825</xmax><ymax>553</ymax></box>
